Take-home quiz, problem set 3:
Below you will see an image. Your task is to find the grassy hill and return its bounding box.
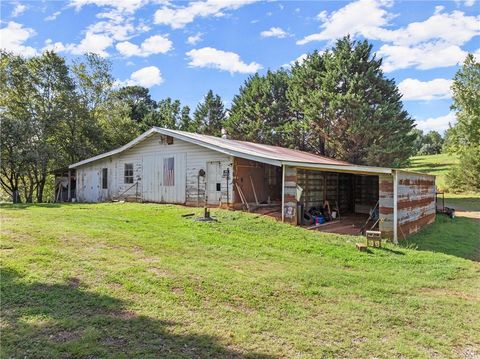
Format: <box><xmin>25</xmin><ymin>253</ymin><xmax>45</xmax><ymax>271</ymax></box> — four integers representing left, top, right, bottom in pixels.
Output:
<box><xmin>1</xmin><ymin>203</ymin><xmax>479</xmax><ymax>358</ymax></box>
<box><xmin>406</xmin><ymin>153</ymin><xmax>459</xmax><ymax>191</ymax></box>
<box><xmin>406</xmin><ymin>154</ymin><xmax>480</xmax><ymax>212</ymax></box>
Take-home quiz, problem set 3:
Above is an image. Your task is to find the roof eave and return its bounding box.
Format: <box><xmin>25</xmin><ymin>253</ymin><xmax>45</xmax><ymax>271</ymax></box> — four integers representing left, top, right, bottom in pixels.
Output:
<box><xmin>281</xmin><ymin>161</ymin><xmax>392</xmax><ymax>175</ymax></box>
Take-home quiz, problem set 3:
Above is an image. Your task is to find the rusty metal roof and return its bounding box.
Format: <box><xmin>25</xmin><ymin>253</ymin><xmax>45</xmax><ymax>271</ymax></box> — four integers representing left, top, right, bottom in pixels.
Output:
<box><xmin>70</xmin><ymin>127</ymin><xmax>393</xmax><ymax>174</ymax></box>
<box><xmin>161</xmin><ymin>128</ymin><xmax>351</xmax><ymax>166</ymax></box>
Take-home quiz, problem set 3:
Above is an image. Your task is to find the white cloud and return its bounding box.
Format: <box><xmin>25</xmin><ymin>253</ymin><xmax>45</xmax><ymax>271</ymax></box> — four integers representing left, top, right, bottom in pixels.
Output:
<box><xmin>43</xmin><ymin>39</ymin><xmax>67</xmax><ymax>52</ymax></box>
<box><xmin>116</xmin><ymin>34</ymin><xmax>173</xmax><ymax>57</ymax></box>
<box><xmin>296</xmin><ymin>0</ymin><xmax>480</xmax><ymax>72</ymax></box>
<box><xmin>120</xmin><ymin>66</ymin><xmax>163</xmax><ymax>87</ymax></box>
<box><xmin>260</xmin><ymin>27</ymin><xmax>288</xmax><ymax>38</ymax></box>
<box><xmin>297</xmin><ymin>0</ymin><xmax>392</xmax><ymax>45</ymax></box>
<box><xmin>187</xmin><ymin>32</ymin><xmax>203</xmax><ymax>45</ymax></box>
<box><xmin>398</xmin><ymin>78</ymin><xmax>453</xmax><ymax>101</ymax></box>
<box><xmin>154</xmin><ymin>0</ymin><xmax>257</xmax><ymax>29</ymax></box>
<box><xmin>455</xmin><ymin>0</ymin><xmax>476</xmax><ymax>6</ymax></box>
<box><xmin>378</xmin><ymin>42</ymin><xmax>468</xmax><ymax>72</ymax></box>
<box><xmin>45</xmin><ymin>11</ymin><xmax>61</xmax><ymax>21</ymax></box>
<box><xmin>416</xmin><ymin>112</ymin><xmax>457</xmax><ymax>133</ymax></box>
<box><xmin>0</xmin><ymin>21</ymin><xmax>37</xmax><ymax>57</ymax></box>
<box><xmin>12</xmin><ymin>3</ymin><xmax>27</xmax><ymax>17</ymax></box>
<box><xmin>47</xmin><ymin>32</ymin><xmax>113</xmax><ymax>57</ymax></box>
<box><xmin>87</xmin><ymin>19</ymin><xmax>136</xmax><ymax>41</ymax></box>
<box><xmin>186</xmin><ymin>47</ymin><xmax>262</xmax><ymax>74</ymax></box>
<box><xmin>70</xmin><ymin>0</ymin><xmax>148</xmax><ymax>13</ymax></box>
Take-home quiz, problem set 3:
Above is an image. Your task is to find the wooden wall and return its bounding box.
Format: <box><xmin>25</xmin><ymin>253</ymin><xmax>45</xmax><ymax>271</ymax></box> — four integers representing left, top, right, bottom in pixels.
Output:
<box><xmin>283</xmin><ymin>166</ymin><xmax>298</xmax><ymax>224</ymax></box>
<box><xmin>397</xmin><ymin>171</ymin><xmax>436</xmax><ymax>236</ymax></box>
<box><xmin>378</xmin><ymin>172</ymin><xmax>436</xmax><ymax>239</ymax></box>
<box><xmin>75</xmin><ymin>133</ymin><xmax>233</xmax><ymax>205</ymax></box>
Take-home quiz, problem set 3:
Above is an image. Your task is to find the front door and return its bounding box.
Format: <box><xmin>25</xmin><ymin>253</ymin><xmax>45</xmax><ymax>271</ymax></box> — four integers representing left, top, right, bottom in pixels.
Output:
<box><xmin>207</xmin><ymin>161</ymin><xmax>223</xmax><ymax>204</ymax></box>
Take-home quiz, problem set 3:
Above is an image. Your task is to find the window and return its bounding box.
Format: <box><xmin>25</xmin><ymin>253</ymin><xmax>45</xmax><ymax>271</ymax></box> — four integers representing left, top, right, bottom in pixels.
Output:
<box><xmin>102</xmin><ymin>168</ymin><xmax>108</xmax><ymax>189</ymax></box>
<box><xmin>163</xmin><ymin>157</ymin><xmax>174</xmax><ymax>186</ymax></box>
<box><xmin>166</xmin><ymin>136</ymin><xmax>174</xmax><ymax>145</ymax></box>
<box><xmin>124</xmin><ymin>163</ymin><xmax>134</xmax><ymax>184</ymax></box>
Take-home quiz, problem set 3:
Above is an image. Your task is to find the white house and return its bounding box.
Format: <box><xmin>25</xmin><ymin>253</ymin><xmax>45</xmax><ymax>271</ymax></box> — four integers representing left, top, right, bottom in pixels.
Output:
<box><xmin>68</xmin><ymin>127</ymin><xmax>436</xmax><ymax>242</ymax></box>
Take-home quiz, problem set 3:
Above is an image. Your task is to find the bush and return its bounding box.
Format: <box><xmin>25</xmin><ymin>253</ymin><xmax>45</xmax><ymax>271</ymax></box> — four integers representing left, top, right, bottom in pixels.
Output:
<box><xmin>446</xmin><ymin>146</ymin><xmax>480</xmax><ymax>192</ymax></box>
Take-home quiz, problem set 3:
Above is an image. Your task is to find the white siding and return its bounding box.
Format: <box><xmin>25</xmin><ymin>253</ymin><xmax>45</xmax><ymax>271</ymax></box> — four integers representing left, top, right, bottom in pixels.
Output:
<box><xmin>74</xmin><ymin>133</ymin><xmax>233</xmax><ymax>205</ymax></box>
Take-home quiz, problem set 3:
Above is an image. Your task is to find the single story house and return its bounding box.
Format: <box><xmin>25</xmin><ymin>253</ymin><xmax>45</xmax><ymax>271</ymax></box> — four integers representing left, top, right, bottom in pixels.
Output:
<box><xmin>67</xmin><ymin>127</ymin><xmax>436</xmax><ymax>243</ymax></box>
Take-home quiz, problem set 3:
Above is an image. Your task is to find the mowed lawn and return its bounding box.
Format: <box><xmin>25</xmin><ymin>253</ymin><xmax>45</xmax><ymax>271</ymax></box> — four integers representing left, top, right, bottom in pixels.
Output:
<box><xmin>1</xmin><ymin>204</ymin><xmax>480</xmax><ymax>358</ymax></box>
<box><xmin>406</xmin><ymin>153</ymin><xmax>459</xmax><ymax>191</ymax></box>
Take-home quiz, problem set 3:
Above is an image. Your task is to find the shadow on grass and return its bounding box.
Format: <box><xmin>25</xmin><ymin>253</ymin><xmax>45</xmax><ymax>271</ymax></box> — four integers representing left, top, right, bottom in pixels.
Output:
<box><xmin>400</xmin><ymin>215</ymin><xmax>480</xmax><ymax>262</ymax></box>
<box><xmin>0</xmin><ymin>203</ymin><xmax>63</xmax><ymax>210</ymax></box>
<box><xmin>1</xmin><ymin>268</ymin><xmax>274</xmax><ymax>358</ymax></box>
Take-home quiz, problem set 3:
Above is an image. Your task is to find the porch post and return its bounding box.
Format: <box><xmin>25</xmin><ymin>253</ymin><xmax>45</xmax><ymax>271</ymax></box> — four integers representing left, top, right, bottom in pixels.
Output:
<box><xmin>393</xmin><ymin>170</ymin><xmax>398</xmax><ymax>244</ymax></box>
<box><xmin>281</xmin><ymin>164</ymin><xmax>285</xmax><ymax>222</ymax></box>
<box><xmin>67</xmin><ymin>169</ymin><xmax>71</xmax><ymax>202</ymax></box>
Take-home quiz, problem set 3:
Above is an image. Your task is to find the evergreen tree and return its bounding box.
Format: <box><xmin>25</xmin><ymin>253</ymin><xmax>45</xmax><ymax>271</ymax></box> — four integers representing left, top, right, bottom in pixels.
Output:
<box><xmin>178</xmin><ymin>105</ymin><xmax>195</xmax><ymax>132</ymax></box>
<box><xmin>112</xmin><ymin>86</ymin><xmax>157</xmax><ymax>124</ymax></box>
<box><xmin>288</xmin><ymin>36</ymin><xmax>415</xmax><ymax>166</ymax></box>
<box><xmin>193</xmin><ymin>90</ymin><xmax>226</xmax><ymax>136</ymax></box>
<box><xmin>227</xmin><ymin>69</ymin><xmax>296</xmax><ymax>147</ymax></box>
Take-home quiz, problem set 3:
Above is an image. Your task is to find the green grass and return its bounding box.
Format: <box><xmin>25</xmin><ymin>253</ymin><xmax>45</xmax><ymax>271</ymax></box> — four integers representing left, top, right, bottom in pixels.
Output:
<box><xmin>1</xmin><ymin>203</ymin><xmax>480</xmax><ymax>358</ymax></box>
<box><xmin>406</xmin><ymin>153</ymin><xmax>459</xmax><ymax>191</ymax></box>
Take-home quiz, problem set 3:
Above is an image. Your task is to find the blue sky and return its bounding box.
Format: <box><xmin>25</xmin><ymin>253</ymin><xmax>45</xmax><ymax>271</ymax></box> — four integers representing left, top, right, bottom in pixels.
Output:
<box><xmin>1</xmin><ymin>0</ymin><xmax>479</xmax><ymax>134</ymax></box>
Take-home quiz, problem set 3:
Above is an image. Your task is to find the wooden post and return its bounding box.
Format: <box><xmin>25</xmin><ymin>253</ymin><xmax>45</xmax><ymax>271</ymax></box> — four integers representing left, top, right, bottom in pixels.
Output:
<box><xmin>67</xmin><ymin>169</ymin><xmax>71</xmax><ymax>202</ymax></box>
<box><xmin>281</xmin><ymin>165</ymin><xmax>285</xmax><ymax>222</ymax></box>
<box><xmin>393</xmin><ymin>170</ymin><xmax>398</xmax><ymax>244</ymax></box>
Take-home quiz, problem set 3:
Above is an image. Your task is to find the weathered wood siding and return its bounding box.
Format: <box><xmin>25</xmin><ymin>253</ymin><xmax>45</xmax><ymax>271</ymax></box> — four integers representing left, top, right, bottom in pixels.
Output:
<box><xmin>283</xmin><ymin>166</ymin><xmax>298</xmax><ymax>224</ymax></box>
<box><xmin>378</xmin><ymin>172</ymin><xmax>435</xmax><ymax>239</ymax></box>
<box><xmin>379</xmin><ymin>174</ymin><xmax>394</xmax><ymax>237</ymax></box>
<box><xmin>397</xmin><ymin>171</ymin><xmax>436</xmax><ymax>236</ymax></box>
<box><xmin>75</xmin><ymin>133</ymin><xmax>233</xmax><ymax>205</ymax></box>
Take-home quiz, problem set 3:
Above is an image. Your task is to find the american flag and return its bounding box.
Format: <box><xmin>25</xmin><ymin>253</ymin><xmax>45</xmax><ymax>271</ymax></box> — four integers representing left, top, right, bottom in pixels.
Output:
<box><xmin>163</xmin><ymin>157</ymin><xmax>174</xmax><ymax>186</ymax></box>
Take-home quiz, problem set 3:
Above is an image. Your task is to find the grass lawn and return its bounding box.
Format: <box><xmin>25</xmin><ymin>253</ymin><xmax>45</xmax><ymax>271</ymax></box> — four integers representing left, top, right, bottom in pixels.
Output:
<box><xmin>1</xmin><ymin>203</ymin><xmax>480</xmax><ymax>358</ymax></box>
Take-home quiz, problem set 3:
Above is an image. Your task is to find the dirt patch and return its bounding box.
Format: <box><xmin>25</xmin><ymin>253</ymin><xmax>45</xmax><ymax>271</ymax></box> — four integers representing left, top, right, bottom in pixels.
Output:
<box><xmin>455</xmin><ymin>210</ymin><xmax>480</xmax><ymax>221</ymax></box>
<box><xmin>50</xmin><ymin>329</ymin><xmax>83</xmax><ymax>343</ymax></box>
<box><xmin>456</xmin><ymin>346</ymin><xmax>480</xmax><ymax>359</ymax></box>
<box><xmin>419</xmin><ymin>287</ymin><xmax>480</xmax><ymax>301</ymax></box>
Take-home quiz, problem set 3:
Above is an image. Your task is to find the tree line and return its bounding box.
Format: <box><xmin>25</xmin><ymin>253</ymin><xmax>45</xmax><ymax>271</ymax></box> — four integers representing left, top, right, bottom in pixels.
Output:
<box><xmin>2</xmin><ymin>36</ymin><xmax>477</xmax><ymax>202</ymax></box>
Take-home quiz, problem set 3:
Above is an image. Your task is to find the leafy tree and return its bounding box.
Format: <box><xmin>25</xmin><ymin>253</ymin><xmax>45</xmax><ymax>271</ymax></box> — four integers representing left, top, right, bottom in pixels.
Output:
<box><xmin>112</xmin><ymin>86</ymin><xmax>157</xmax><ymax>124</ymax></box>
<box><xmin>446</xmin><ymin>54</ymin><xmax>480</xmax><ymax>192</ymax></box>
<box><xmin>0</xmin><ymin>52</ymin><xmax>34</xmax><ymax>202</ymax></box>
<box><xmin>288</xmin><ymin>37</ymin><xmax>415</xmax><ymax>166</ymax></box>
<box><xmin>449</xmin><ymin>54</ymin><xmax>480</xmax><ymax>149</ymax></box>
<box><xmin>446</xmin><ymin>146</ymin><xmax>480</xmax><ymax>192</ymax></box>
<box><xmin>418</xmin><ymin>131</ymin><xmax>443</xmax><ymax>155</ymax></box>
<box><xmin>227</xmin><ymin>70</ymin><xmax>295</xmax><ymax>147</ymax></box>
<box><xmin>410</xmin><ymin>128</ymin><xmax>424</xmax><ymax>154</ymax></box>
<box><xmin>141</xmin><ymin>98</ymin><xmax>181</xmax><ymax>130</ymax></box>
<box><xmin>178</xmin><ymin>105</ymin><xmax>194</xmax><ymax>132</ymax></box>
<box><xmin>193</xmin><ymin>90</ymin><xmax>226</xmax><ymax>136</ymax></box>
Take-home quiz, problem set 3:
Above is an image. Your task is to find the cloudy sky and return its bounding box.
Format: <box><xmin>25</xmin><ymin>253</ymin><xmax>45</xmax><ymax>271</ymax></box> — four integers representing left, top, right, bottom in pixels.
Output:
<box><xmin>1</xmin><ymin>0</ymin><xmax>479</xmax><ymax>133</ymax></box>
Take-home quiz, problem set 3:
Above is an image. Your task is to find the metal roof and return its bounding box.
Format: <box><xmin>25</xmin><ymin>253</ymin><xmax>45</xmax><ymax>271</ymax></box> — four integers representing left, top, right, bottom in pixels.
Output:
<box><xmin>69</xmin><ymin>127</ymin><xmax>393</xmax><ymax>174</ymax></box>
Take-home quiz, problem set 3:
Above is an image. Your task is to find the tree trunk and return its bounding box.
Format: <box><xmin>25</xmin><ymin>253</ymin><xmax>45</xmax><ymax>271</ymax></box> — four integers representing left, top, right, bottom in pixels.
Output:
<box><xmin>12</xmin><ymin>189</ymin><xmax>21</xmax><ymax>204</ymax></box>
<box><xmin>37</xmin><ymin>179</ymin><xmax>45</xmax><ymax>203</ymax></box>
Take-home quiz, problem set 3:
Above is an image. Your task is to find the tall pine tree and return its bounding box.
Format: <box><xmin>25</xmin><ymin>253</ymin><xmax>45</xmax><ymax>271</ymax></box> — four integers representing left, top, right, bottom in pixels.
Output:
<box><xmin>193</xmin><ymin>90</ymin><xmax>226</xmax><ymax>136</ymax></box>
<box><xmin>288</xmin><ymin>36</ymin><xmax>415</xmax><ymax>166</ymax></box>
<box><xmin>227</xmin><ymin>69</ymin><xmax>297</xmax><ymax>147</ymax></box>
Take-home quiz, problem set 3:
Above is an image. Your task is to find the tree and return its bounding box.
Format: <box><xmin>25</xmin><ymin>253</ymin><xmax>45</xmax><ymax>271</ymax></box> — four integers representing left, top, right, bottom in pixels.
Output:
<box><xmin>418</xmin><ymin>131</ymin><xmax>443</xmax><ymax>155</ymax></box>
<box><xmin>178</xmin><ymin>105</ymin><xmax>194</xmax><ymax>132</ymax></box>
<box><xmin>112</xmin><ymin>86</ymin><xmax>157</xmax><ymax>125</ymax></box>
<box><xmin>0</xmin><ymin>52</ymin><xmax>33</xmax><ymax>202</ymax></box>
<box><xmin>193</xmin><ymin>90</ymin><xmax>226</xmax><ymax>136</ymax></box>
<box><xmin>449</xmin><ymin>54</ymin><xmax>480</xmax><ymax>149</ymax></box>
<box><xmin>288</xmin><ymin>37</ymin><xmax>415</xmax><ymax>166</ymax></box>
<box><xmin>227</xmin><ymin>70</ymin><xmax>295</xmax><ymax>147</ymax></box>
<box><xmin>446</xmin><ymin>54</ymin><xmax>480</xmax><ymax>192</ymax></box>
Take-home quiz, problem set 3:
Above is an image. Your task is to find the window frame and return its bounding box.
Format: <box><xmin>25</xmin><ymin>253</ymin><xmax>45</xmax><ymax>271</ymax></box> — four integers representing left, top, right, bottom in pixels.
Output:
<box><xmin>124</xmin><ymin>163</ymin><xmax>134</xmax><ymax>184</ymax></box>
<box><xmin>102</xmin><ymin>168</ymin><xmax>108</xmax><ymax>189</ymax></box>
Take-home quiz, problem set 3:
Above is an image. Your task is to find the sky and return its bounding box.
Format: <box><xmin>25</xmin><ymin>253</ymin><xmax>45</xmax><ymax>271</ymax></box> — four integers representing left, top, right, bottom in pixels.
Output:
<box><xmin>1</xmin><ymin>0</ymin><xmax>479</xmax><ymax>134</ymax></box>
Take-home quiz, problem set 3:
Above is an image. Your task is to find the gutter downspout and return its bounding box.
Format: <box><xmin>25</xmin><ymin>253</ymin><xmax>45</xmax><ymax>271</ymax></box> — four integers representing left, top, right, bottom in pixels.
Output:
<box><xmin>281</xmin><ymin>164</ymin><xmax>285</xmax><ymax>222</ymax></box>
<box><xmin>393</xmin><ymin>170</ymin><xmax>398</xmax><ymax>244</ymax></box>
